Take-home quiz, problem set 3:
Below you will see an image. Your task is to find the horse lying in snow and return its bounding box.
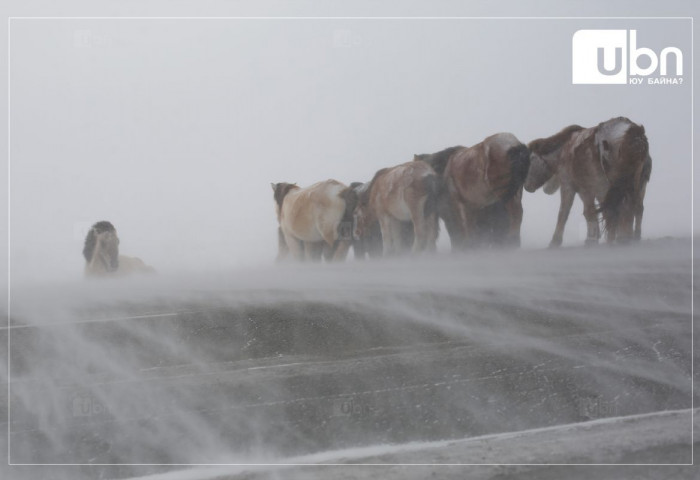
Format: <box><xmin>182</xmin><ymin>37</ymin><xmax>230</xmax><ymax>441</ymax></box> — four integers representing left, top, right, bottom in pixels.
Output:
<box><xmin>83</xmin><ymin>221</ymin><xmax>155</xmax><ymax>277</ymax></box>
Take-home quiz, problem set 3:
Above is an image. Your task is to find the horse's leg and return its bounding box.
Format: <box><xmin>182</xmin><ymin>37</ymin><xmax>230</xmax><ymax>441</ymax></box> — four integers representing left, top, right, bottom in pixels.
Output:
<box><xmin>283</xmin><ymin>230</ymin><xmax>304</xmax><ymax>261</ymax></box>
<box><xmin>505</xmin><ymin>192</ymin><xmax>523</xmax><ymax>248</ymax></box>
<box><xmin>600</xmin><ymin>193</ymin><xmax>619</xmax><ymax>244</ymax></box>
<box><xmin>379</xmin><ymin>216</ymin><xmax>402</xmax><ymax>256</ymax></box>
<box><xmin>276</xmin><ymin>227</ymin><xmax>289</xmax><ymax>262</ymax></box>
<box><xmin>304</xmin><ymin>241</ymin><xmax>323</xmax><ymax>262</ymax></box>
<box><xmin>617</xmin><ymin>198</ymin><xmax>635</xmax><ymax>244</ymax></box>
<box><xmin>579</xmin><ymin>191</ymin><xmax>600</xmax><ymax>246</ymax></box>
<box><xmin>550</xmin><ymin>187</ymin><xmax>575</xmax><ymax>248</ymax></box>
<box><xmin>353</xmin><ymin>238</ymin><xmax>366</xmax><ymax>260</ymax></box>
<box><xmin>633</xmin><ymin>183</ymin><xmax>646</xmax><ymax>241</ymax></box>
<box><xmin>390</xmin><ymin>219</ymin><xmax>407</xmax><ymax>254</ymax></box>
<box><xmin>378</xmin><ymin>216</ymin><xmax>392</xmax><ymax>256</ymax></box>
<box><xmin>368</xmin><ymin>222</ymin><xmax>384</xmax><ymax>258</ymax></box>
<box><xmin>409</xmin><ymin>199</ymin><xmax>428</xmax><ymax>254</ymax></box>
<box><xmin>331</xmin><ymin>240</ymin><xmax>351</xmax><ymax>262</ymax></box>
<box><xmin>424</xmin><ymin>209</ymin><xmax>439</xmax><ymax>253</ymax></box>
<box><xmin>449</xmin><ymin>197</ymin><xmax>473</xmax><ymax>250</ymax></box>
<box><xmin>634</xmin><ymin>200</ymin><xmax>644</xmax><ymax>241</ymax></box>
<box><xmin>460</xmin><ymin>204</ymin><xmax>480</xmax><ymax>249</ymax></box>
<box><xmin>442</xmin><ymin>189</ymin><xmax>467</xmax><ymax>252</ymax></box>
<box><xmin>322</xmin><ymin>242</ymin><xmax>335</xmax><ymax>262</ymax></box>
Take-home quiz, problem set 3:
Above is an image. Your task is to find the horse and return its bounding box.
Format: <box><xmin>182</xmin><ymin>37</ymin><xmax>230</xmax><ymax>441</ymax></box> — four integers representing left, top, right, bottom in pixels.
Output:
<box><xmin>524</xmin><ymin>117</ymin><xmax>650</xmax><ymax>246</ymax></box>
<box><xmin>353</xmin><ymin>161</ymin><xmax>440</xmax><ymax>255</ymax></box>
<box><xmin>348</xmin><ymin>181</ymin><xmax>416</xmax><ymax>259</ymax></box>
<box><xmin>83</xmin><ymin>221</ymin><xmax>155</xmax><ymax>276</ymax></box>
<box><xmin>272</xmin><ymin>180</ymin><xmax>356</xmax><ymax>262</ymax></box>
<box><xmin>596</xmin><ymin>118</ymin><xmax>651</xmax><ymax>243</ymax></box>
<box><xmin>415</xmin><ymin>133</ymin><xmax>530</xmax><ymax>250</ymax></box>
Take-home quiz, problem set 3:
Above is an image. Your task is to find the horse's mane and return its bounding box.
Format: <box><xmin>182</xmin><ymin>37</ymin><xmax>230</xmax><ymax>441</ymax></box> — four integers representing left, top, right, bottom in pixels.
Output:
<box><xmin>528</xmin><ymin>125</ymin><xmax>584</xmax><ymax>155</ymax></box>
<box><xmin>597</xmin><ymin>116</ymin><xmax>632</xmax><ymax>130</ymax></box>
<box><xmin>414</xmin><ymin>146</ymin><xmax>464</xmax><ymax>176</ymax></box>
<box><xmin>83</xmin><ymin>221</ymin><xmax>116</xmax><ymax>262</ymax></box>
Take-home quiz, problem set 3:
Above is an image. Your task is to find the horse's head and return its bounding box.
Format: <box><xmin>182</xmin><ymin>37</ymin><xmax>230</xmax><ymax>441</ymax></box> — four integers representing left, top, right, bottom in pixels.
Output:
<box><xmin>524</xmin><ymin>125</ymin><xmax>584</xmax><ymax>193</ymax></box>
<box><xmin>83</xmin><ymin>221</ymin><xmax>120</xmax><ymax>272</ymax></box>
<box><xmin>523</xmin><ymin>149</ymin><xmax>555</xmax><ymax>193</ymax></box>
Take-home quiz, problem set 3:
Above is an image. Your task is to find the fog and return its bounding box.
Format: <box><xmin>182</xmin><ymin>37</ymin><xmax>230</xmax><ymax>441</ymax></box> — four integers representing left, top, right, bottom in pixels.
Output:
<box><xmin>6</xmin><ymin>16</ymin><xmax>693</xmax><ymax>281</ymax></box>
<box><xmin>0</xmin><ymin>2</ymin><xmax>698</xmax><ymax>479</ymax></box>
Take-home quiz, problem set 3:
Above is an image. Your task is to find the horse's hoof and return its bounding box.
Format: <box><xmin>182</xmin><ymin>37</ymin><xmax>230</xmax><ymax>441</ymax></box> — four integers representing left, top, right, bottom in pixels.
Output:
<box><xmin>548</xmin><ymin>240</ymin><xmax>562</xmax><ymax>249</ymax></box>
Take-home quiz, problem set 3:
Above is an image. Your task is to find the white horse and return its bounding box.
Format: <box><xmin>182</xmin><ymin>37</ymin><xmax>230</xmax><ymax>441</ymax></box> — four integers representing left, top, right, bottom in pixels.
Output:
<box><xmin>272</xmin><ymin>180</ymin><xmax>355</xmax><ymax>262</ymax></box>
<box><xmin>83</xmin><ymin>221</ymin><xmax>155</xmax><ymax>277</ymax></box>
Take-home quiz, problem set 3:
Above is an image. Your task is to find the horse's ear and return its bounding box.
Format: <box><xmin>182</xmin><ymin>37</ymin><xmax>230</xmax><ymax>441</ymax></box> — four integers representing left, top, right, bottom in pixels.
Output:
<box><xmin>270</xmin><ymin>183</ymin><xmax>276</xmax><ymax>192</ymax></box>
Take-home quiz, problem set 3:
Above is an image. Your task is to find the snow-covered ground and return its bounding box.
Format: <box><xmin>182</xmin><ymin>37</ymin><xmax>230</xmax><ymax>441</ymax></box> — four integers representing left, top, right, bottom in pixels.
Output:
<box><xmin>0</xmin><ymin>237</ymin><xmax>696</xmax><ymax>479</ymax></box>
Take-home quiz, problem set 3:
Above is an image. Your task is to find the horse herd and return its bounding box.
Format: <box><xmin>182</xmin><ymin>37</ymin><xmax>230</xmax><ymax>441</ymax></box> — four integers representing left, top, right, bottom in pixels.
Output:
<box><xmin>272</xmin><ymin>116</ymin><xmax>652</xmax><ymax>262</ymax></box>
<box><xmin>82</xmin><ymin>116</ymin><xmax>651</xmax><ymax>276</ymax></box>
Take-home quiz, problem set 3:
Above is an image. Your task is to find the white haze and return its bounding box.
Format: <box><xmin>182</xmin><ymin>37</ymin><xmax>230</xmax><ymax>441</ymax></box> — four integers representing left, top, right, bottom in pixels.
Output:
<box><xmin>1</xmin><ymin>238</ymin><xmax>693</xmax><ymax>478</ymax></box>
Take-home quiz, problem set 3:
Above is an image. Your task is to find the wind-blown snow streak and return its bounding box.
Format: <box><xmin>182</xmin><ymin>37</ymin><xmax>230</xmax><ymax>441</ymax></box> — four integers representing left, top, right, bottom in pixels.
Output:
<box><xmin>0</xmin><ymin>238</ymin><xmax>694</xmax><ymax>480</ymax></box>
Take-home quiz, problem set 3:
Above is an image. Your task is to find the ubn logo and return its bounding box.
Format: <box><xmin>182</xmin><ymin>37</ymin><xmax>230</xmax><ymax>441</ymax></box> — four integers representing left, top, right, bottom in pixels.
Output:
<box><xmin>572</xmin><ymin>30</ymin><xmax>683</xmax><ymax>84</ymax></box>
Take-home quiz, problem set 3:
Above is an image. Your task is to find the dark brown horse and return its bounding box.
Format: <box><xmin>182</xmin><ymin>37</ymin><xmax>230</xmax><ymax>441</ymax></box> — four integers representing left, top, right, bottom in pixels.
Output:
<box><xmin>524</xmin><ymin>117</ymin><xmax>650</xmax><ymax>246</ymax></box>
<box><xmin>595</xmin><ymin>118</ymin><xmax>651</xmax><ymax>243</ymax></box>
<box><xmin>415</xmin><ymin>133</ymin><xmax>530</xmax><ymax>250</ymax></box>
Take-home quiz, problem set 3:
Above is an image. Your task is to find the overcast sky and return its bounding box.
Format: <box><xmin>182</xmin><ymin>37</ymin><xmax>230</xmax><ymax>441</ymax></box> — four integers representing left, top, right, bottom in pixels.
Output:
<box><xmin>2</xmin><ymin>1</ymin><xmax>697</xmax><ymax>282</ymax></box>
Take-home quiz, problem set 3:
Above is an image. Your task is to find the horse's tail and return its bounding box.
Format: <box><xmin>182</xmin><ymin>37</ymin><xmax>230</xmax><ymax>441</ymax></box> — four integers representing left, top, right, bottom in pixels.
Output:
<box><xmin>636</xmin><ymin>153</ymin><xmax>652</xmax><ymax>196</ymax></box>
<box><xmin>423</xmin><ymin>173</ymin><xmax>443</xmax><ymax>218</ymax></box>
<box><xmin>504</xmin><ymin>144</ymin><xmax>531</xmax><ymax>201</ymax></box>
<box><xmin>597</xmin><ymin>124</ymin><xmax>649</xmax><ymax>231</ymax></box>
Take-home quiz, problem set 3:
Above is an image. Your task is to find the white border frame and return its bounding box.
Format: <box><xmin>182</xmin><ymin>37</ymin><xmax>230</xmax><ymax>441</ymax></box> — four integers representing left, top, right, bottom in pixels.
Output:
<box><xmin>6</xmin><ymin>15</ymin><xmax>695</xmax><ymax>468</ymax></box>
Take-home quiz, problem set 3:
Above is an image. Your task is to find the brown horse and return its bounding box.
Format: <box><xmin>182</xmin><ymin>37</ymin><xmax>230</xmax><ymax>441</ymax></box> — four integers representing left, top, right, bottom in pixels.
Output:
<box><xmin>524</xmin><ymin>117</ymin><xmax>650</xmax><ymax>246</ymax></box>
<box><xmin>353</xmin><ymin>162</ymin><xmax>440</xmax><ymax>255</ymax></box>
<box><xmin>83</xmin><ymin>221</ymin><xmax>155</xmax><ymax>277</ymax></box>
<box><xmin>595</xmin><ymin>118</ymin><xmax>651</xmax><ymax>243</ymax></box>
<box><xmin>415</xmin><ymin>133</ymin><xmax>530</xmax><ymax>249</ymax></box>
<box><xmin>272</xmin><ymin>180</ymin><xmax>356</xmax><ymax>262</ymax></box>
